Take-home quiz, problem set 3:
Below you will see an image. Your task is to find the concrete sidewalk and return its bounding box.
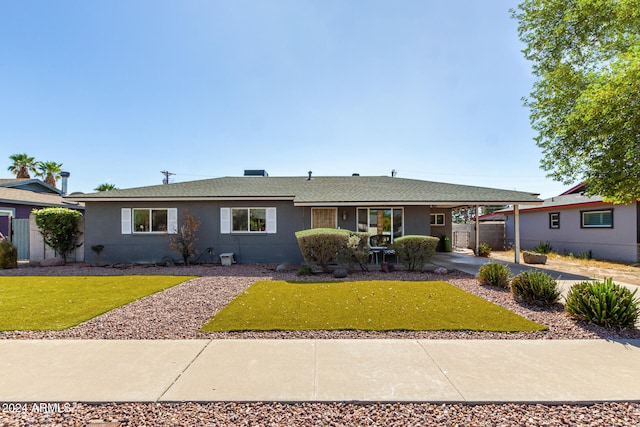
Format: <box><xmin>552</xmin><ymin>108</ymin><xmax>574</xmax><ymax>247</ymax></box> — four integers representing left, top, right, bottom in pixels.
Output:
<box><xmin>1</xmin><ymin>339</ymin><xmax>639</xmax><ymax>404</ymax></box>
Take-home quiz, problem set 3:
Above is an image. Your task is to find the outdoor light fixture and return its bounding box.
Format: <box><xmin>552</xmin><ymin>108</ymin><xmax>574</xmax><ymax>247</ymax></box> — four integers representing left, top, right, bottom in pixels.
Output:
<box><xmin>342</xmin><ymin>210</ymin><xmax>348</xmax><ymax>221</ymax></box>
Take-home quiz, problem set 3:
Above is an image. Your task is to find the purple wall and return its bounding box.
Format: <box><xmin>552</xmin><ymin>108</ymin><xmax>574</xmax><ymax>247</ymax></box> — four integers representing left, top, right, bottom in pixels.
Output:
<box><xmin>0</xmin><ymin>203</ymin><xmax>37</xmax><ymax>238</ymax></box>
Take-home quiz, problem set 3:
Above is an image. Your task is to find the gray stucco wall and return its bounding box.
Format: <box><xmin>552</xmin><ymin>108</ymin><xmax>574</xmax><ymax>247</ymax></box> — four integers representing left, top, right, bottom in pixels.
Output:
<box><xmin>83</xmin><ymin>202</ymin><xmax>454</xmax><ymax>265</ymax></box>
<box><xmin>505</xmin><ymin>203</ymin><xmax>639</xmax><ymax>262</ymax></box>
<box><xmin>84</xmin><ymin>201</ymin><xmax>306</xmax><ymax>265</ymax></box>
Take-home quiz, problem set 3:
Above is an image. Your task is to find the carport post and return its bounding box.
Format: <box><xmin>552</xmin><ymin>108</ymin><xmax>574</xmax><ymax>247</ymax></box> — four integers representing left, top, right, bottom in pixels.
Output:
<box><xmin>514</xmin><ymin>204</ymin><xmax>521</xmax><ymax>264</ymax></box>
<box><xmin>474</xmin><ymin>205</ymin><xmax>480</xmax><ymax>256</ymax></box>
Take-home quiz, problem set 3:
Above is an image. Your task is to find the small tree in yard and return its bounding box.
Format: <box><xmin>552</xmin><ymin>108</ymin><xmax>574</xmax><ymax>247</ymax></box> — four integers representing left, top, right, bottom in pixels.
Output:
<box><xmin>33</xmin><ymin>208</ymin><xmax>83</xmax><ymax>264</ymax></box>
<box><xmin>169</xmin><ymin>209</ymin><xmax>201</xmax><ymax>265</ymax></box>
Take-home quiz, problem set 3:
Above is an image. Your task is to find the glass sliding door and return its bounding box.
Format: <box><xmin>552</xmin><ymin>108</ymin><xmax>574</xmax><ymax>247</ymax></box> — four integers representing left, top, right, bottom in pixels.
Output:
<box><xmin>357</xmin><ymin>208</ymin><xmax>403</xmax><ymax>244</ymax></box>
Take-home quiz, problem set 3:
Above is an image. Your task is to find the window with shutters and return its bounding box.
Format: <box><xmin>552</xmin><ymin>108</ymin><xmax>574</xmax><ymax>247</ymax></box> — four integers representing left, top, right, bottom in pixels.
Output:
<box><xmin>121</xmin><ymin>208</ymin><xmax>177</xmax><ymax>234</ymax></box>
<box><xmin>220</xmin><ymin>207</ymin><xmax>277</xmax><ymax>234</ymax></box>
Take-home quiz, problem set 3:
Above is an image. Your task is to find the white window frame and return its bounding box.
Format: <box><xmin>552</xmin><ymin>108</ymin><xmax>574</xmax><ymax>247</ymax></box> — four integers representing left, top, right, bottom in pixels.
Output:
<box><xmin>430</xmin><ymin>213</ymin><xmax>445</xmax><ymax>226</ymax></box>
<box><xmin>220</xmin><ymin>207</ymin><xmax>277</xmax><ymax>234</ymax></box>
<box><xmin>121</xmin><ymin>208</ymin><xmax>177</xmax><ymax>234</ymax></box>
<box><xmin>549</xmin><ymin>212</ymin><xmax>560</xmax><ymax>229</ymax></box>
<box><xmin>581</xmin><ymin>209</ymin><xmax>613</xmax><ymax>228</ymax></box>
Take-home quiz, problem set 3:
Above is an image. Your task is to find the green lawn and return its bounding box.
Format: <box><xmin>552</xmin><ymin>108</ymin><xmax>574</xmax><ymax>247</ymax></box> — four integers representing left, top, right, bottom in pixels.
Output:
<box><xmin>201</xmin><ymin>280</ymin><xmax>547</xmax><ymax>332</ymax></box>
<box><xmin>0</xmin><ymin>276</ymin><xmax>195</xmax><ymax>331</ymax></box>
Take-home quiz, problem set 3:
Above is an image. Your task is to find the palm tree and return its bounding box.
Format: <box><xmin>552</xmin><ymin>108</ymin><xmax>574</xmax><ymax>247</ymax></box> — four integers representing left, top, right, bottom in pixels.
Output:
<box><xmin>36</xmin><ymin>161</ymin><xmax>63</xmax><ymax>188</ymax></box>
<box><xmin>7</xmin><ymin>153</ymin><xmax>37</xmax><ymax>178</ymax></box>
<box><xmin>94</xmin><ymin>183</ymin><xmax>118</xmax><ymax>192</ymax></box>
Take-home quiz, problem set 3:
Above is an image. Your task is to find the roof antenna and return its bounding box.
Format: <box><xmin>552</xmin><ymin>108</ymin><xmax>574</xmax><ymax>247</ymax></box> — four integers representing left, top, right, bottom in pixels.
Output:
<box><xmin>391</xmin><ymin>169</ymin><xmax>397</xmax><ymax>177</ymax></box>
<box><xmin>307</xmin><ymin>171</ymin><xmax>312</xmax><ymax>180</ymax></box>
<box><xmin>161</xmin><ymin>170</ymin><xmax>175</xmax><ymax>185</ymax></box>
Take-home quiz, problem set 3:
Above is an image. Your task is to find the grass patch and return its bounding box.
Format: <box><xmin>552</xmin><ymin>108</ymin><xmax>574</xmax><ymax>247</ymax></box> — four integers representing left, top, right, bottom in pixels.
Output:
<box><xmin>202</xmin><ymin>280</ymin><xmax>546</xmax><ymax>332</ymax></box>
<box><xmin>0</xmin><ymin>276</ymin><xmax>195</xmax><ymax>331</ymax></box>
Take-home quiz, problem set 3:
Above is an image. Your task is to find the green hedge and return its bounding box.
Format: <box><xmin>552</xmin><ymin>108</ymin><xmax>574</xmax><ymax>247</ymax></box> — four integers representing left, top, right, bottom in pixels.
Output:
<box><xmin>393</xmin><ymin>235</ymin><xmax>439</xmax><ymax>271</ymax></box>
<box><xmin>295</xmin><ymin>228</ymin><xmax>370</xmax><ymax>273</ymax></box>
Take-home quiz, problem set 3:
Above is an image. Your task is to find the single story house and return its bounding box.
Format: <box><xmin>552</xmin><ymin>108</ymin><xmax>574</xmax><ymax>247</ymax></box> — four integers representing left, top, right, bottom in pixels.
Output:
<box><xmin>485</xmin><ymin>183</ymin><xmax>639</xmax><ymax>263</ymax></box>
<box><xmin>0</xmin><ymin>178</ymin><xmax>84</xmax><ymax>259</ymax></box>
<box><xmin>68</xmin><ymin>172</ymin><xmax>543</xmax><ymax>265</ymax></box>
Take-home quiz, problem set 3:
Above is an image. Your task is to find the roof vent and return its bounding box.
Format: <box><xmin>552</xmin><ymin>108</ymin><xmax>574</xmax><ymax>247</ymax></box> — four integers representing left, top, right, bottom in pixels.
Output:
<box><xmin>307</xmin><ymin>171</ymin><xmax>312</xmax><ymax>180</ymax></box>
<box><xmin>244</xmin><ymin>170</ymin><xmax>268</xmax><ymax>177</ymax></box>
<box><xmin>352</xmin><ymin>173</ymin><xmax>360</xmax><ymax>176</ymax></box>
<box><xmin>60</xmin><ymin>171</ymin><xmax>70</xmax><ymax>196</ymax></box>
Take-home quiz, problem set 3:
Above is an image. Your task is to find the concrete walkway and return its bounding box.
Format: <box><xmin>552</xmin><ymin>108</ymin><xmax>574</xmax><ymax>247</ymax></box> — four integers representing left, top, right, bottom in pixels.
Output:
<box><xmin>1</xmin><ymin>339</ymin><xmax>639</xmax><ymax>403</ymax></box>
<box><xmin>430</xmin><ymin>252</ymin><xmax>592</xmax><ymax>281</ymax></box>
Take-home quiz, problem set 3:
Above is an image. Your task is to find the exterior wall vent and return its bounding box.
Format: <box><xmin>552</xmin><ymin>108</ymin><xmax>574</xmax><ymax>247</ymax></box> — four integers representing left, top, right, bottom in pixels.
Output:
<box><xmin>244</xmin><ymin>170</ymin><xmax>269</xmax><ymax>177</ymax></box>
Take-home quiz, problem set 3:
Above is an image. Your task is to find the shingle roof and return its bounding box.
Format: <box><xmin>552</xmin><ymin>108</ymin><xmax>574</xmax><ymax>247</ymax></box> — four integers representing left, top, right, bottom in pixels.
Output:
<box><xmin>0</xmin><ymin>187</ymin><xmax>84</xmax><ymax>209</ymax></box>
<box><xmin>0</xmin><ymin>178</ymin><xmax>60</xmax><ymax>194</ymax></box>
<box><xmin>481</xmin><ymin>192</ymin><xmax>606</xmax><ymax>218</ymax></box>
<box><xmin>69</xmin><ymin>176</ymin><xmax>542</xmax><ymax>207</ymax></box>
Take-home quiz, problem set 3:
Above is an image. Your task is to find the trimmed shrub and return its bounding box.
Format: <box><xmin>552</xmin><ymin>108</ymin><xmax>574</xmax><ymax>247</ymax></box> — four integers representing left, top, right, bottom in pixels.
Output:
<box><xmin>477</xmin><ymin>243</ymin><xmax>491</xmax><ymax>257</ymax></box>
<box><xmin>565</xmin><ymin>278</ymin><xmax>639</xmax><ymax>329</ymax></box>
<box><xmin>0</xmin><ymin>239</ymin><xmax>18</xmax><ymax>269</ymax></box>
<box><xmin>32</xmin><ymin>207</ymin><xmax>83</xmax><ymax>263</ymax></box>
<box><xmin>477</xmin><ymin>262</ymin><xmax>511</xmax><ymax>288</ymax></box>
<box><xmin>393</xmin><ymin>235</ymin><xmax>439</xmax><ymax>271</ymax></box>
<box><xmin>295</xmin><ymin>228</ymin><xmax>351</xmax><ymax>273</ymax></box>
<box><xmin>510</xmin><ymin>270</ymin><xmax>560</xmax><ymax>307</ymax></box>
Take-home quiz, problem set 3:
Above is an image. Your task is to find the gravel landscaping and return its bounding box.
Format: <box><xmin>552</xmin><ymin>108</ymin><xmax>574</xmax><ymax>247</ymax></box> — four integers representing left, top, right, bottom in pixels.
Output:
<box><xmin>1</xmin><ymin>263</ymin><xmax>638</xmax><ymax>340</ymax></box>
<box><xmin>1</xmin><ymin>262</ymin><xmax>639</xmax><ymax>426</ymax></box>
<box><xmin>2</xmin><ymin>401</ymin><xmax>640</xmax><ymax>426</ymax></box>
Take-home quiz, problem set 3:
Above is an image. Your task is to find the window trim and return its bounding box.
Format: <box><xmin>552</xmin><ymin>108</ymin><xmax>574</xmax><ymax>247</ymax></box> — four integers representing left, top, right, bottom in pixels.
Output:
<box><xmin>581</xmin><ymin>209</ymin><xmax>613</xmax><ymax>229</ymax></box>
<box><xmin>430</xmin><ymin>213</ymin><xmax>445</xmax><ymax>226</ymax></box>
<box><xmin>549</xmin><ymin>212</ymin><xmax>560</xmax><ymax>229</ymax></box>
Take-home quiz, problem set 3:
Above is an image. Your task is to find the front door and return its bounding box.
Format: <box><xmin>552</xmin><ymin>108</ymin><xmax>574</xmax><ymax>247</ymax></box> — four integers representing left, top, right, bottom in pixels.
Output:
<box><xmin>312</xmin><ymin>208</ymin><xmax>337</xmax><ymax>228</ymax></box>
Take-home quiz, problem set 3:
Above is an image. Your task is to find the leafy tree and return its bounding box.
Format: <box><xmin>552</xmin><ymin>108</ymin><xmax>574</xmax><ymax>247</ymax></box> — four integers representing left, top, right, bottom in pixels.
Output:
<box><xmin>169</xmin><ymin>209</ymin><xmax>201</xmax><ymax>265</ymax></box>
<box><xmin>33</xmin><ymin>208</ymin><xmax>83</xmax><ymax>263</ymax></box>
<box><xmin>8</xmin><ymin>153</ymin><xmax>37</xmax><ymax>178</ymax></box>
<box><xmin>36</xmin><ymin>161</ymin><xmax>63</xmax><ymax>188</ymax></box>
<box><xmin>94</xmin><ymin>183</ymin><xmax>118</xmax><ymax>192</ymax></box>
<box><xmin>513</xmin><ymin>0</ymin><xmax>640</xmax><ymax>204</ymax></box>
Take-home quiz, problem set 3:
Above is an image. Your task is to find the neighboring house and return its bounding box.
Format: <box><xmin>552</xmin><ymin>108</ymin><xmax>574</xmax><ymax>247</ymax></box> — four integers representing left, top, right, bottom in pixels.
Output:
<box><xmin>68</xmin><ymin>172</ymin><xmax>543</xmax><ymax>265</ymax></box>
<box><xmin>490</xmin><ymin>183</ymin><xmax>639</xmax><ymax>263</ymax></box>
<box><xmin>0</xmin><ymin>178</ymin><xmax>84</xmax><ymax>259</ymax></box>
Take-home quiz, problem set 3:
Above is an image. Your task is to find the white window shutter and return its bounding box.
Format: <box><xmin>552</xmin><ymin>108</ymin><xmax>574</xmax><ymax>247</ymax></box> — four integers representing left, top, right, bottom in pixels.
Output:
<box><xmin>121</xmin><ymin>208</ymin><xmax>132</xmax><ymax>234</ymax></box>
<box><xmin>220</xmin><ymin>208</ymin><xmax>231</xmax><ymax>234</ymax></box>
<box><xmin>167</xmin><ymin>208</ymin><xmax>178</xmax><ymax>234</ymax></box>
<box><xmin>266</xmin><ymin>207</ymin><xmax>277</xmax><ymax>233</ymax></box>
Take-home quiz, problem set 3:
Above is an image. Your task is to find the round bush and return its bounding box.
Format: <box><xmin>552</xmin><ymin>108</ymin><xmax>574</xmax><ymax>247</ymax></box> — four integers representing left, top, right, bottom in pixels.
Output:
<box><xmin>477</xmin><ymin>243</ymin><xmax>491</xmax><ymax>257</ymax></box>
<box><xmin>476</xmin><ymin>262</ymin><xmax>511</xmax><ymax>288</ymax></box>
<box><xmin>565</xmin><ymin>278</ymin><xmax>639</xmax><ymax>329</ymax></box>
<box><xmin>0</xmin><ymin>240</ymin><xmax>18</xmax><ymax>269</ymax></box>
<box><xmin>510</xmin><ymin>270</ymin><xmax>560</xmax><ymax>307</ymax></box>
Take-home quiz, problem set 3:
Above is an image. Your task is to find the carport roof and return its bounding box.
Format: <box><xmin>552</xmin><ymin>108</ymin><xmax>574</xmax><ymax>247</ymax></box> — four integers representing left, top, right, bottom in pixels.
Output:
<box><xmin>68</xmin><ymin>176</ymin><xmax>543</xmax><ymax>208</ymax></box>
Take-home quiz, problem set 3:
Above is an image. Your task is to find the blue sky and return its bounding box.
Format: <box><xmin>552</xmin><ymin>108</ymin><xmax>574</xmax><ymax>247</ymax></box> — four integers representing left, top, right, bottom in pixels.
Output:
<box><xmin>0</xmin><ymin>1</ymin><xmax>568</xmax><ymax>199</ymax></box>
